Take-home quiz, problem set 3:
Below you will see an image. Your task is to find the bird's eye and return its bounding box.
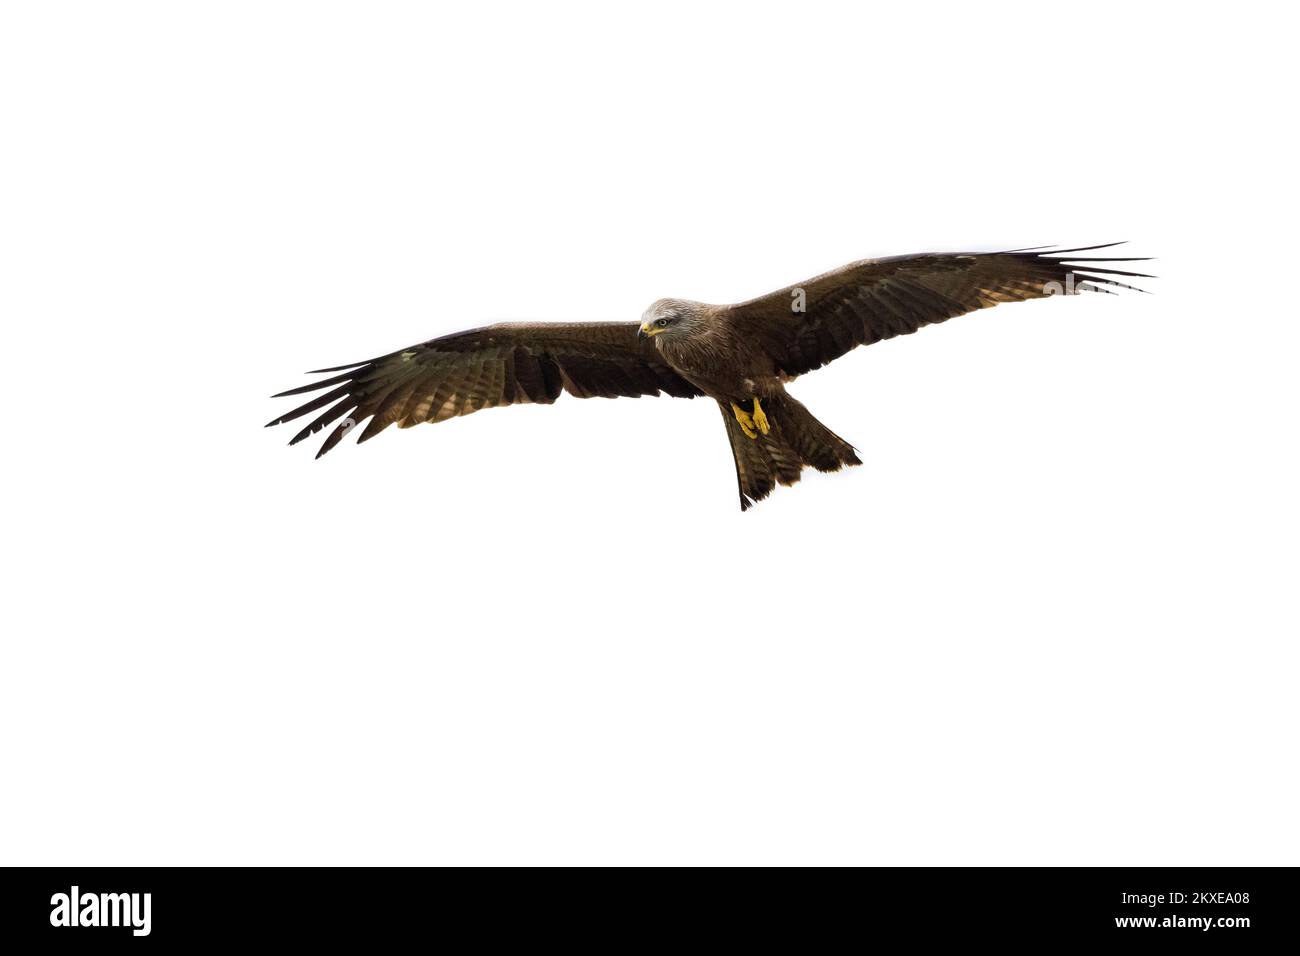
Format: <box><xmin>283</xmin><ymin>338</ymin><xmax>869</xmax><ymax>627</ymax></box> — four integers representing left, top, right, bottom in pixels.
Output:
<box><xmin>657</xmin><ymin>317</ymin><xmax>669</xmax><ymax>328</ymax></box>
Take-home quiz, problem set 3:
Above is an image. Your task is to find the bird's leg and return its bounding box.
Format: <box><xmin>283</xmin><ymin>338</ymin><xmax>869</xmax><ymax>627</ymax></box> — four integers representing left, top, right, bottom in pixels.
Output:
<box><xmin>730</xmin><ymin>401</ymin><xmax>758</xmax><ymax>439</ymax></box>
<box><xmin>751</xmin><ymin>397</ymin><xmax>770</xmax><ymax>435</ymax></box>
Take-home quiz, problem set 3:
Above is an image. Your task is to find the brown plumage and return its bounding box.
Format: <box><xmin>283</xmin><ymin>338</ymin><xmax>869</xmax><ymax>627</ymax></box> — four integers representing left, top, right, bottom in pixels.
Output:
<box><xmin>268</xmin><ymin>244</ymin><xmax>1151</xmax><ymax>510</ymax></box>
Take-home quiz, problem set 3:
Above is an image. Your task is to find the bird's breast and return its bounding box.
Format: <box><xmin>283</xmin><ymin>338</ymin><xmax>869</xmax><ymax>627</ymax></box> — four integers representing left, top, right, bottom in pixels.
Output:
<box><xmin>659</xmin><ymin>338</ymin><xmax>712</xmax><ymax>377</ymax></box>
<box><xmin>659</xmin><ymin>337</ymin><xmax>743</xmax><ymax>398</ymax></box>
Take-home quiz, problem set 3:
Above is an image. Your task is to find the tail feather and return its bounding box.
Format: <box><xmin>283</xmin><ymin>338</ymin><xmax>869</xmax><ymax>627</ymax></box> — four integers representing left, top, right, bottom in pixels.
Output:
<box><xmin>720</xmin><ymin>393</ymin><xmax>861</xmax><ymax>511</ymax></box>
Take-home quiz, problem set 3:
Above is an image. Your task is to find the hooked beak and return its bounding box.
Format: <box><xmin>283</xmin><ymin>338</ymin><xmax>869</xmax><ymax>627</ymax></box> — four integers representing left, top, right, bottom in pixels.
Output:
<box><xmin>638</xmin><ymin>322</ymin><xmax>661</xmax><ymax>339</ymax></box>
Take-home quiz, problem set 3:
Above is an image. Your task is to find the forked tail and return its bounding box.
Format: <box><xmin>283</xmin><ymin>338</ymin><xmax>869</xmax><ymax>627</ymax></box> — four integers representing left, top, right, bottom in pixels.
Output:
<box><xmin>720</xmin><ymin>392</ymin><xmax>861</xmax><ymax>510</ymax></box>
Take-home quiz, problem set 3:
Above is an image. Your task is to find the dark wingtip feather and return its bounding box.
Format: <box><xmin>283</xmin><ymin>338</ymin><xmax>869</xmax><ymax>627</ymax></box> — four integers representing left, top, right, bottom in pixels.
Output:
<box><xmin>1012</xmin><ymin>244</ymin><xmax>1156</xmax><ymax>294</ymax></box>
<box><xmin>1046</xmin><ymin>241</ymin><xmax>1129</xmax><ymax>254</ymax></box>
<box><xmin>266</xmin><ymin>384</ymin><xmax>353</xmax><ymax>428</ymax></box>
<box><xmin>307</xmin><ymin>358</ymin><xmax>374</xmax><ymax>374</ymax></box>
<box><xmin>271</xmin><ymin>369</ymin><xmax>358</xmax><ymax>398</ymax></box>
<box><xmin>314</xmin><ymin>420</ymin><xmax>356</xmax><ymax>458</ymax></box>
<box><xmin>1061</xmin><ymin>265</ymin><xmax>1157</xmax><ymax>279</ymax></box>
<box><xmin>286</xmin><ymin>397</ymin><xmax>356</xmax><ymax>446</ymax></box>
<box><xmin>1048</xmin><ymin>255</ymin><xmax>1154</xmax><ymax>262</ymax></box>
<box><xmin>1073</xmin><ymin>274</ymin><xmax>1152</xmax><ymax>294</ymax></box>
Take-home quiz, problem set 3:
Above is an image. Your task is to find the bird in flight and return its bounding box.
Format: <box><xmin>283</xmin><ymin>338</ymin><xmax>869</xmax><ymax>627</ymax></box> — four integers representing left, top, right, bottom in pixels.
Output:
<box><xmin>268</xmin><ymin>244</ymin><xmax>1151</xmax><ymax>510</ymax></box>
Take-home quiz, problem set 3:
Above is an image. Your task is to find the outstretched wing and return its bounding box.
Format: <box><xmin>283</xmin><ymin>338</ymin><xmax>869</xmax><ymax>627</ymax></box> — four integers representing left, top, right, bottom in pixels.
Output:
<box><xmin>728</xmin><ymin>244</ymin><xmax>1153</xmax><ymax>378</ymax></box>
<box><xmin>267</xmin><ymin>321</ymin><xmax>701</xmax><ymax>457</ymax></box>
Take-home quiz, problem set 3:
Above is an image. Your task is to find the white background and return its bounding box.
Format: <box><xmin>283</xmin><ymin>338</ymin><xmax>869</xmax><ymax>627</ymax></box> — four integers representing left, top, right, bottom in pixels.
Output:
<box><xmin>3</xmin><ymin>2</ymin><xmax>1296</xmax><ymax>865</ymax></box>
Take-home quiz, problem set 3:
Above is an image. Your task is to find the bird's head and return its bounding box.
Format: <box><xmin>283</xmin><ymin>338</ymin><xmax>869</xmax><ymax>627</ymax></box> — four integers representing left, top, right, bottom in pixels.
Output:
<box><xmin>638</xmin><ymin>298</ymin><xmax>705</xmax><ymax>340</ymax></box>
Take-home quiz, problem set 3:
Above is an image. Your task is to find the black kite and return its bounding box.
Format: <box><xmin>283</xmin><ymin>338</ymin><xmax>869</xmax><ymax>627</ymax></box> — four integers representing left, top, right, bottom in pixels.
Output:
<box><xmin>268</xmin><ymin>244</ymin><xmax>1151</xmax><ymax>510</ymax></box>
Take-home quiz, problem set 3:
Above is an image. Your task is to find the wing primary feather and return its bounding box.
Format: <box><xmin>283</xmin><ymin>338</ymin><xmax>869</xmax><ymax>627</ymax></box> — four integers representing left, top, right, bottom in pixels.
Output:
<box><xmin>272</xmin><ymin>370</ymin><xmax>358</xmax><ymax>398</ymax></box>
<box><xmin>1052</xmin><ymin>265</ymin><xmax>1156</xmax><ymax>278</ymax></box>
<box><xmin>265</xmin><ymin>383</ymin><xmax>353</xmax><ymax>427</ymax></box>
<box><xmin>306</xmin><ymin>357</ymin><xmax>384</xmax><ymax>374</ymax></box>
<box><xmin>289</xmin><ymin>397</ymin><xmax>357</xmax><ymax>446</ymax></box>
<box><xmin>315</xmin><ymin>420</ymin><xmax>355</xmax><ymax>458</ymax></box>
<box><xmin>1070</xmin><ymin>273</ymin><xmax>1152</xmax><ymax>293</ymax></box>
<box><xmin>1039</xmin><ymin>255</ymin><xmax>1153</xmax><ymax>262</ymax></box>
<box><xmin>1036</xmin><ymin>241</ymin><xmax>1129</xmax><ymax>255</ymax></box>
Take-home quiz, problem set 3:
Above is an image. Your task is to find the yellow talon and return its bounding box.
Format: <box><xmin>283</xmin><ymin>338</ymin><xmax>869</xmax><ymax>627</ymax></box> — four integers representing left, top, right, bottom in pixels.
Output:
<box><xmin>731</xmin><ymin>401</ymin><xmax>758</xmax><ymax>440</ymax></box>
<box><xmin>751</xmin><ymin>397</ymin><xmax>770</xmax><ymax>435</ymax></box>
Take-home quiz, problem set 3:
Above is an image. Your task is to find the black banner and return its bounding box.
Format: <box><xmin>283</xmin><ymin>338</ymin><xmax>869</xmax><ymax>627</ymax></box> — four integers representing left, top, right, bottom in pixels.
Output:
<box><xmin>0</xmin><ymin>867</ymin><xmax>1294</xmax><ymax>946</ymax></box>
